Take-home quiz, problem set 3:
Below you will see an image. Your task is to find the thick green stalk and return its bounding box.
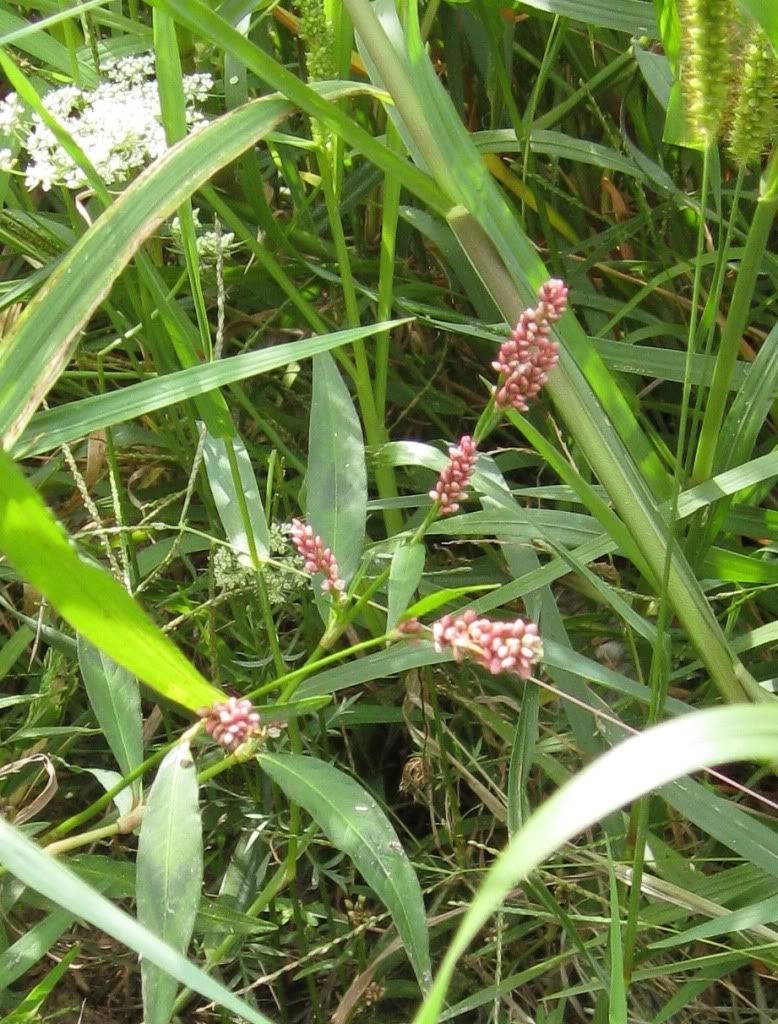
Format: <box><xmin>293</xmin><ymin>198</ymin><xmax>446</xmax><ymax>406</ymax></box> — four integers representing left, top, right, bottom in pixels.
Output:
<box><xmin>692</xmin><ymin>148</ymin><xmax>778</xmax><ymax>483</ymax></box>
<box><xmin>342</xmin><ymin>0</ymin><xmax>765</xmax><ymax>706</ymax></box>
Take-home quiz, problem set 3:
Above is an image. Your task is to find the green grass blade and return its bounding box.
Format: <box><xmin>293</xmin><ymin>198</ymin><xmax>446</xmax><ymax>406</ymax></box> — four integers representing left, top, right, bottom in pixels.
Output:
<box><xmin>16</xmin><ymin>322</ymin><xmax>409</xmax><ymax>459</ymax></box>
<box><xmin>0</xmin><ymin>81</ymin><xmax>374</xmax><ymax>449</ymax></box>
<box><xmin>137</xmin><ymin>739</ymin><xmax>203</xmax><ymax>1024</ymax></box>
<box><xmin>0</xmin><ymin>450</ymin><xmax>222</xmax><ymax>711</ymax></box>
<box><xmin>0</xmin><ymin>817</ymin><xmax>276</xmax><ymax>1024</ymax></box>
<box><xmin>260</xmin><ymin>751</ymin><xmax>432</xmax><ymax>991</ymax></box>
<box><xmin>412</xmin><ymin>705</ymin><xmax>778</xmax><ymax>1023</ymax></box>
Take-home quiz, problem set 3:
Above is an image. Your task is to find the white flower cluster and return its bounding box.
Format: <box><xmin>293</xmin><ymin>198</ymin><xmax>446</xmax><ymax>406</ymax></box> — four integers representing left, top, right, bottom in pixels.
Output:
<box><xmin>170</xmin><ymin>206</ymin><xmax>237</xmax><ymax>263</ymax></box>
<box><xmin>213</xmin><ymin>524</ymin><xmax>305</xmax><ymax>607</ymax></box>
<box><xmin>0</xmin><ymin>54</ymin><xmax>213</xmax><ymax>191</ymax></box>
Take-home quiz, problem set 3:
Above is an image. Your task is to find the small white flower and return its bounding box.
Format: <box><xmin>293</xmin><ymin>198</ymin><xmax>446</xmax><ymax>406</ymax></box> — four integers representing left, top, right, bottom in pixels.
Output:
<box><xmin>0</xmin><ymin>148</ymin><xmax>15</xmax><ymax>173</ymax></box>
<box><xmin>11</xmin><ymin>53</ymin><xmax>214</xmax><ymax>191</ymax></box>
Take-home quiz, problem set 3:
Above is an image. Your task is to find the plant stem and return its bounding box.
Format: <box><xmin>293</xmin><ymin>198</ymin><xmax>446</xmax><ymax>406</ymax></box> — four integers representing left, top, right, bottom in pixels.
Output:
<box><xmin>691</xmin><ymin>148</ymin><xmax>778</xmax><ymax>484</ymax></box>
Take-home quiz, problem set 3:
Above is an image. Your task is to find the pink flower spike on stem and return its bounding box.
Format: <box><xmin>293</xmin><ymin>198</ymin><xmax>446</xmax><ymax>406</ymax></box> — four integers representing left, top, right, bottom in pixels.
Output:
<box><xmin>432</xmin><ymin>609</ymin><xmax>543</xmax><ymax>679</ymax></box>
<box><xmin>198</xmin><ymin>696</ymin><xmax>260</xmax><ymax>752</ymax></box>
<box><xmin>291</xmin><ymin>518</ymin><xmax>346</xmax><ymax>598</ymax></box>
<box><xmin>429</xmin><ymin>435</ymin><xmax>478</xmax><ymax>516</ymax></box>
<box><xmin>493</xmin><ymin>278</ymin><xmax>568</xmax><ymax>411</ymax></box>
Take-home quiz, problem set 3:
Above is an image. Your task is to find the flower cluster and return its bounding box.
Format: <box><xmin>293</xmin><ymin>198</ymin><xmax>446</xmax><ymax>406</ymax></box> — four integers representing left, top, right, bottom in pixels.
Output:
<box><xmin>433</xmin><ymin>609</ymin><xmax>543</xmax><ymax>679</ymax></box>
<box><xmin>0</xmin><ymin>54</ymin><xmax>212</xmax><ymax>191</ymax></box>
<box><xmin>429</xmin><ymin>435</ymin><xmax>478</xmax><ymax>515</ymax></box>
<box><xmin>493</xmin><ymin>279</ymin><xmax>567</xmax><ymax>411</ymax></box>
<box><xmin>198</xmin><ymin>696</ymin><xmax>260</xmax><ymax>752</ymax></box>
<box><xmin>291</xmin><ymin>518</ymin><xmax>346</xmax><ymax>597</ymax></box>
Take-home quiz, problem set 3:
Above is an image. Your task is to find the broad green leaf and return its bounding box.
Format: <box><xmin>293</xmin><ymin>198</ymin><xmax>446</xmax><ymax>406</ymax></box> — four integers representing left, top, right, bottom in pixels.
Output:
<box><xmin>0</xmin><ymin>817</ymin><xmax>275</xmax><ymax>1024</ymax></box>
<box><xmin>16</xmin><ymin>322</ymin><xmax>409</xmax><ymax>459</ymax></box>
<box><xmin>202</xmin><ymin>428</ymin><xmax>270</xmax><ymax>565</ymax></box>
<box><xmin>412</xmin><ymin>706</ymin><xmax>778</xmax><ymax>1023</ymax></box>
<box><xmin>0</xmin><ymin>81</ymin><xmax>378</xmax><ymax>450</ymax></box>
<box><xmin>78</xmin><ymin>637</ymin><xmax>144</xmax><ymax>799</ymax></box>
<box><xmin>387</xmin><ymin>542</ymin><xmax>426</xmax><ymax>631</ymax></box>
<box><xmin>0</xmin><ymin>450</ymin><xmax>222</xmax><ymax>712</ymax></box>
<box><xmin>306</xmin><ymin>352</ymin><xmax>367</xmax><ymax>583</ymax></box>
<box><xmin>136</xmin><ymin>740</ymin><xmax>203</xmax><ymax>1024</ymax></box>
<box><xmin>259</xmin><ymin>751</ymin><xmax>432</xmax><ymax>991</ymax></box>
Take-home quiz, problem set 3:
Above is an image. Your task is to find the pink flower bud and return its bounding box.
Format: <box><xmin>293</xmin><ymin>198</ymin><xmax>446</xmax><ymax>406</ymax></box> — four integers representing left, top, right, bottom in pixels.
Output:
<box><xmin>198</xmin><ymin>696</ymin><xmax>260</xmax><ymax>752</ymax></box>
<box><xmin>432</xmin><ymin>609</ymin><xmax>542</xmax><ymax>679</ymax></box>
<box><xmin>493</xmin><ymin>278</ymin><xmax>567</xmax><ymax>411</ymax></box>
<box><xmin>291</xmin><ymin>518</ymin><xmax>346</xmax><ymax>598</ymax></box>
<box><xmin>429</xmin><ymin>435</ymin><xmax>478</xmax><ymax>516</ymax></box>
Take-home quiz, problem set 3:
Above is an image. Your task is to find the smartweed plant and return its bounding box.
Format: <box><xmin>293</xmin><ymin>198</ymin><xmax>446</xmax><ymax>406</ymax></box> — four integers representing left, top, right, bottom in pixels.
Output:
<box><xmin>0</xmin><ymin>1</ymin><xmax>777</xmax><ymax>1023</ymax></box>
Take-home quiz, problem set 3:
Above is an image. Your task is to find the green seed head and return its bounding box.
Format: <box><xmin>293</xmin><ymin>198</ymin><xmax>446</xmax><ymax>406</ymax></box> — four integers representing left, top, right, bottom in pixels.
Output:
<box><xmin>680</xmin><ymin>0</ymin><xmax>737</xmax><ymax>144</ymax></box>
<box><xmin>728</xmin><ymin>26</ymin><xmax>778</xmax><ymax>165</ymax></box>
<box><xmin>297</xmin><ymin>0</ymin><xmax>337</xmax><ymax>83</ymax></box>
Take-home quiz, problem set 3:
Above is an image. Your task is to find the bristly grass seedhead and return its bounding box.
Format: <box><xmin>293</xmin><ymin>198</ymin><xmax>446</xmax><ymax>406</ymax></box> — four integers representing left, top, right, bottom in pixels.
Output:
<box><xmin>728</xmin><ymin>26</ymin><xmax>778</xmax><ymax>165</ymax></box>
<box><xmin>679</xmin><ymin>0</ymin><xmax>736</xmax><ymax>144</ymax></box>
<box><xmin>297</xmin><ymin>0</ymin><xmax>337</xmax><ymax>82</ymax></box>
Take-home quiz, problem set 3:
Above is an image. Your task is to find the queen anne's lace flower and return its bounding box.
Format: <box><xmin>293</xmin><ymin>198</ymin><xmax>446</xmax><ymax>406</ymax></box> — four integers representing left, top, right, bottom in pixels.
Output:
<box><xmin>429</xmin><ymin>435</ymin><xmax>478</xmax><ymax>515</ymax></box>
<box><xmin>433</xmin><ymin>609</ymin><xmax>543</xmax><ymax>679</ymax></box>
<box><xmin>3</xmin><ymin>54</ymin><xmax>212</xmax><ymax>192</ymax></box>
<box><xmin>198</xmin><ymin>697</ymin><xmax>260</xmax><ymax>752</ymax></box>
<box><xmin>493</xmin><ymin>279</ymin><xmax>567</xmax><ymax>411</ymax></box>
<box><xmin>291</xmin><ymin>519</ymin><xmax>346</xmax><ymax>597</ymax></box>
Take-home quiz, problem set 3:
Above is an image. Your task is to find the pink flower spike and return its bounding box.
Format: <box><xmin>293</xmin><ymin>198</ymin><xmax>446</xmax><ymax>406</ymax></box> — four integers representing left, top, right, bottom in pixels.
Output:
<box><xmin>432</xmin><ymin>609</ymin><xmax>543</xmax><ymax>679</ymax></box>
<box><xmin>492</xmin><ymin>278</ymin><xmax>567</xmax><ymax>411</ymax></box>
<box><xmin>291</xmin><ymin>518</ymin><xmax>347</xmax><ymax>598</ymax></box>
<box><xmin>198</xmin><ymin>696</ymin><xmax>260</xmax><ymax>752</ymax></box>
<box><xmin>429</xmin><ymin>435</ymin><xmax>478</xmax><ymax>516</ymax></box>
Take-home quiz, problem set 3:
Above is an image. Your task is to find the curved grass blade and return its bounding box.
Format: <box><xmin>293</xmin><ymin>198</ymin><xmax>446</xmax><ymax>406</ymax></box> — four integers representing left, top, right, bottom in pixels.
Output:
<box><xmin>0</xmin><ymin>817</ymin><xmax>276</xmax><ymax>1024</ymax></box>
<box><xmin>137</xmin><ymin>739</ymin><xmax>203</xmax><ymax>1024</ymax></box>
<box><xmin>16</xmin><ymin>322</ymin><xmax>409</xmax><ymax>459</ymax></box>
<box><xmin>412</xmin><ymin>705</ymin><xmax>778</xmax><ymax>1023</ymax></box>
<box><xmin>77</xmin><ymin>637</ymin><xmax>144</xmax><ymax>799</ymax></box>
<box><xmin>0</xmin><ymin>450</ymin><xmax>222</xmax><ymax>711</ymax></box>
<box><xmin>259</xmin><ymin>751</ymin><xmax>432</xmax><ymax>991</ymax></box>
<box><xmin>307</xmin><ymin>353</ymin><xmax>367</xmax><ymax>582</ymax></box>
<box><xmin>0</xmin><ymin>82</ymin><xmax>376</xmax><ymax>449</ymax></box>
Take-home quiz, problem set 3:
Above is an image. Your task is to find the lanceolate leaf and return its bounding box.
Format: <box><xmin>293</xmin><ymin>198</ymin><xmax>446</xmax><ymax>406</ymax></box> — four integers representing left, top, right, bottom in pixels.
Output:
<box><xmin>260</xmin><ymin>751</ymin><xmax>432</xmax><ymax>991</ymax></box>
<box><xmin>78</xmin><ymin>638</ymin><xmax>144</xmax><ymax>798</ymax></box>
<box><xmin>387</xmin><ymin>542</ymin><xmax>426</xmax><ymax>631</ymax></box>
<box><xmin>306</xmin><ymin>352</ymin><xmax>367</xmax><ymax>583</ymax></box>
<box><xmin>0</xmin><ymin>450</ymin><xmax>222</xmax><ymax>712</ymax></box>
<box><xmin>202</xmin><ymin>428</ymin><xmax>270</xmax><ymax>565</ymax></box>
<box><xmin>137</xmin><ymin>740</ymin><xmax>203</xmax><ymax>1024</ymax></box>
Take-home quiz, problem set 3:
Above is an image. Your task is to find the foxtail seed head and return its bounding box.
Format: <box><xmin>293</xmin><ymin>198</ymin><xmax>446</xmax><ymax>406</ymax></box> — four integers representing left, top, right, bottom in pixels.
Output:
<box><xmin>728</xmin><ymin>26</ymin><xmax>778</xmax><ymax>165</ymax></box>
<box><xmin>679</xmin><ymin>0</ymin><xmax>737</xmax><ymax>144</ymax></box>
